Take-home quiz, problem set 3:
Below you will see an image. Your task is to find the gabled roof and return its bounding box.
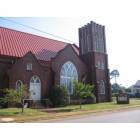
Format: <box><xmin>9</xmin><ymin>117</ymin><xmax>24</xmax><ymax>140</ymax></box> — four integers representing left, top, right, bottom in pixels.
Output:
<box><xmin>133</xmin><ymin>80</ymin><xmax>140</xmax><ymax>88</ymax></box>
<box><xmin>0</xmin><ymin>27</ymin><xmax>79</xmax><ymax>61</ymax></box>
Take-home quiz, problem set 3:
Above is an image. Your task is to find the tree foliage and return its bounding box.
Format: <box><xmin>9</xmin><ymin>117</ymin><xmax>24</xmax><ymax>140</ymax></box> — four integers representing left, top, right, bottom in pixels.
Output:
<box><xmin>0</xmin><ymin>85</ymin><xmax>29</xmax><ymax>113</ymax></box>
<box><xmin>111</xmin><ymin>83</ymin><xmax>121</xmax><ymax>93</ymax></box>
<box><xmin>125</xmin><ymin>88</ymin><xmax>131</xmax><ymax>93</ymax></box>
<box><xmin>110</xmin><ymin>69</ymin><xmax>120</xmax><ymax>83</ymax></box>
<box><xmin>73</xmin><ymin>81</ymin><xmax>95</xmax><ymax>109</ymax></box>
<box><xmin>49</xmin><ymin>85</ymin><xmax>68</xmax><ymax>107</ymax></box>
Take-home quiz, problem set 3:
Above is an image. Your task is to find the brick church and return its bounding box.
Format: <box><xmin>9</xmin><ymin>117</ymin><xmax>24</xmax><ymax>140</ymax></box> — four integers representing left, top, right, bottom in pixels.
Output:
<box><xmin>0</xmin><ymin>21</ymin><xmax>111</xmax><ymax>103</ymax></box>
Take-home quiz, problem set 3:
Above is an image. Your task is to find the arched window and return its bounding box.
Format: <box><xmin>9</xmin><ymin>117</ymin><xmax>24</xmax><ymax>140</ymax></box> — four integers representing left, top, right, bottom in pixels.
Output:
<box><xmin>99</xmin><ymin>80</ymin><xmax>105</xmax><ymax>94</ymax></box>
<box><xmin>16</xmin><ymin>80</ymin><xmax>23</xmax><ymax>90</ymax></box>
<box><xmin>60</xmin><ymin>61</ymin><xmax>78</xmax><ymax>94</ymax></box>
<box><xmin>30</xmin><ymin>76</ymin><xmax>41</xmax><ymax>84</ymax></box>
<box><xmin>29</xmin><ymin>76</ymin><xmax>41</xmax><ymax>100</ymax></box>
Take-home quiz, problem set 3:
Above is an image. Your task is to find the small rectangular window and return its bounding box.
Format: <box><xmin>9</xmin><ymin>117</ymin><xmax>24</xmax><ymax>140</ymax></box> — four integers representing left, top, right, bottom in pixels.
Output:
<box><xmin>97</xmin><ymin>61</ymin><xmax>105</xmax><ymax>70</ymax></box>
<box><xmin>27</xmin><ymin>63</ymin><xmax>32</xmax><ymax>71</ymax></box>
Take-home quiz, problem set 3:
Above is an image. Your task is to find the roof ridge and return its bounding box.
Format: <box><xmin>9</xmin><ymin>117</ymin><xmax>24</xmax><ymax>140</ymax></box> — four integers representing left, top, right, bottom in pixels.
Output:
<box><xmin>0</xmin><ymin>26</ymin><xmax>68</xmax><ymax>44</ymax></box>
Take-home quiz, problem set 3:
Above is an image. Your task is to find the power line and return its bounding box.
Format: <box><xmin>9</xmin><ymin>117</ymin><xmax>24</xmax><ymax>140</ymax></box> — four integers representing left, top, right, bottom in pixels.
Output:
<box><xmin>0</xmin><ymin>17</ymin><xmax>77</xmax><ymax>43</ymax></box>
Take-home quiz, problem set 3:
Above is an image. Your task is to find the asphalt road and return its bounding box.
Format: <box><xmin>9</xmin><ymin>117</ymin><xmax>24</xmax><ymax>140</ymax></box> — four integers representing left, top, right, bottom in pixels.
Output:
<box><xmin>36</xmin><ymin>108</ymin><xmax>140</xmax><ymax>123</ymax></box>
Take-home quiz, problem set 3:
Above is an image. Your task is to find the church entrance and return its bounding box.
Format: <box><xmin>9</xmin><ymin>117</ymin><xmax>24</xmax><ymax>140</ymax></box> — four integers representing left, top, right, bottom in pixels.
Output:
<box><xmin>29</xmin><ymin>76</ymin><xmax>41</xmax><ymax>100</ymax></box>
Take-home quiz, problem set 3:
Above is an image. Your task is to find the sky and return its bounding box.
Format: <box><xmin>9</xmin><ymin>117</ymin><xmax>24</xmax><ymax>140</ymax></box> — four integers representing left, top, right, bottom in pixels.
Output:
<box><xmin>0</xmin><ymin>0</ymin><xmax>140</xmax><ymax>87</ymax></box>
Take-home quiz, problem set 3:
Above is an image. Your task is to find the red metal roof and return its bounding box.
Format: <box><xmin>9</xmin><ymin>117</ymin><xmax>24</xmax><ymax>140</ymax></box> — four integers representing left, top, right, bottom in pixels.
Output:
<box><xmin>0</xmin><ymin>27</ymin><xmax>79</xmax><ymax>61</ymax></box>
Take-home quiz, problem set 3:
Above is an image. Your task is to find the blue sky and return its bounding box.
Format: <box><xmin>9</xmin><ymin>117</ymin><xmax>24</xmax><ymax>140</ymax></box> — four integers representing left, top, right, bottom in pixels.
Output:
<box><xmin>0</xmin><ymin>17</ymin><xmax>95</xmax><ymax>44</ymax></box>
<box><xmin>0</xmin><ymin>17</ymin><xmax>139</xmax><ymax>87</ymax></box>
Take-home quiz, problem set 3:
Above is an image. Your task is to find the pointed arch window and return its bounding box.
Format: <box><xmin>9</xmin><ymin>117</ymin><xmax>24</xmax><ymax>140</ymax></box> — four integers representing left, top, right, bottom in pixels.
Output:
<box><xmin>16</xmin><ymin>80</ymin><xmax>23</xmax><ymax>90</ymax></box>
<box><xmin>60</xmin><ymin>61</ymin><xmax>78</xmax><ymax>94</ymax></box>
<box><xmin>30</xmin><ymin>76</ymin><xmax>41</xmax><ymax>84</ymax></box>
<box><xmin>99</xmin><ymin>80</ymin><xmax>105</xmax><ymax>94</ymax></box>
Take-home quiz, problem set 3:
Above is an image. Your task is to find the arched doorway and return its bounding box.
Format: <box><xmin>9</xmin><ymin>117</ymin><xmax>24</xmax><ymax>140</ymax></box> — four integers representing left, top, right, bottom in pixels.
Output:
<box><xmin>29</xmin><ymin>76</ymin><xmax>41</xmax><ymax>100</ymax></box>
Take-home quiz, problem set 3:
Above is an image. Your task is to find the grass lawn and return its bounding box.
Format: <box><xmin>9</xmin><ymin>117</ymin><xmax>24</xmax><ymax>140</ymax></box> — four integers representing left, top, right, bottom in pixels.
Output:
<box><xmin>1</xmin><ymin>98</ymin><xmax>140</xmax><ymax>122</ymax></box>
<box><xmin>0</xmin><ymin>108</ymin><xmax>48</xmax><ymax>122</ymax></box>
<box><xmin>0</xmin><ymin>108</ymin><xmax>46</xmax><ymax>116</ymax></box>
<box><xmin>54</xmin><ymin>98</ymin><xmax>140</xmax><ymax>112</ymax></box>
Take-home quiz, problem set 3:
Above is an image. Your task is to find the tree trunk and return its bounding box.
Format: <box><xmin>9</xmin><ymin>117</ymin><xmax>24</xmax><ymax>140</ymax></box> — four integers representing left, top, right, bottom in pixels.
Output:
<box><xmin>21</xmin><ymin>99</ymin><xmax>24</xmax><ymax>113</ymax></box>
<box><xmin>79</xmin><ymin>98</ymin><xmax>82</xmax><ymax>109</ymax></box>
<box><xmin>115</xmin><ymin>76</ymin><xmax>117</xmax><ymax>84</ymax></box>
<box><xmin>21</xmin><ymin>105</ymin><xmax>24</xmax><ymax>113</ymax></box>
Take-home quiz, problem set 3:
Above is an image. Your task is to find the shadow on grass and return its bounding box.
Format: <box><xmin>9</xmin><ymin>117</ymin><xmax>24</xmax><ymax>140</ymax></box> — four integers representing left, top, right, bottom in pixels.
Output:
<box><xmin>46</xmin><ymin>108</ymin><xmax>75</xmax><ymax>113</ymax></box>
<box><xmin>13</xmin><ymin>112</ymin><xmax>21</xmax><ymax>114</ymax></box>
<box><xmin>0</xmin><ymin>112</ymin><xmax>20</xmax><ymax>116</ymax></box>
<box><xmin>42</xmin><ymin>107</ymin><xmax>81</xmax><ymax>113</ymax></box>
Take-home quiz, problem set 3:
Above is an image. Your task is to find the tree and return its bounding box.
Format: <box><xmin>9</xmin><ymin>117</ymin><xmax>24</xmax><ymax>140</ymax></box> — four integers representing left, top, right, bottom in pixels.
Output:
<box><xmin>73</xmin><ymin>81</ymin><xmax>94</xmax><ymax>109</ymax></box>
<box><xmin>125</xmin><ymin>88</ymin><xmax>131</xmax><ymax>93</ymax></box>
<box><xmin>111</xmin><ymin>83</ymin><xmax>121</xmax><ymax>93</ymax></box>
<box><xmin>110</xmin><ymin>69</ymin><xmax>120</xmax><ymax>84</ymax></box>
<box><xmin>0</xmin><ymin>85</ymin><xmax>29</xmax><ymax>113</ymax></box>
<box><xmin>49</xmin><ymin>85</ymin><xmax>68</xmax><ymax>107</ymax></box>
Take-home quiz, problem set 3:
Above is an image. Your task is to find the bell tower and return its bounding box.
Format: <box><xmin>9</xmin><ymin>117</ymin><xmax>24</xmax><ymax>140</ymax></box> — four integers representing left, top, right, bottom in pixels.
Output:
<box><xmin>79</xmin><ymin>21</ymin><xmax>111</xmax><ymax>102</ymax></box>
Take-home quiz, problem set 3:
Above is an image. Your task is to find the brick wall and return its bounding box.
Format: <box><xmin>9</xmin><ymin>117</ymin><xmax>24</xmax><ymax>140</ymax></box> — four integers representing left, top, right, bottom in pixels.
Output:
<box><xmin>8</xmin><ymin>52</ymin><xmax>51</xmax><ymax>99</ymax></box>
<box><xmin>51</xmin><ymin>44</ymin><xmax>87</xmax><ymax>85</ymax></box>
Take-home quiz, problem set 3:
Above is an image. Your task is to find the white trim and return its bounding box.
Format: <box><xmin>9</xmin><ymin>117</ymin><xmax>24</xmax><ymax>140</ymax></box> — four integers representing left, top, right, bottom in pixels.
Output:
<box><xmin>15</xmin><ymin>80</ymin><xmax>23</xmax><ymax>89</ymax></box>
<box><xmin>60</xmin><ymin>61</ymin><xmax>78</xmax><ymax>94</ymax></box>
<box><xmin>29</xmin><ymin>75</ymin><xmax>41</xmax><ymax>100</ymax></box>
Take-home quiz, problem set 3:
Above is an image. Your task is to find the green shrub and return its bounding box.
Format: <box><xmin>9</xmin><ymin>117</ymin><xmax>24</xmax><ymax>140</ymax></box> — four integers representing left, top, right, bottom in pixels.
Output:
<box><xmin>0</xmin><ymin>90</ymin><xmax>8</xmax><ymax>108</ymax></box>
<box><xmin>73</xmin><ymin>81</ymin><xmax>95</xmax><ymax>108</ymax></box>
<box><xmin>0</xmin><ymin>85</ymin><xmax>29</xmax><ymax>112</ymax></box>
<box><xmin>49</xmin><ymin>85</ymin><xmax>68</xmax><ymax>107</ymax></box>
<box><xmin>73</xmin><ymin>81</ymin><xmax>94</xmax><ymax>98</ymax></box>
<box><xmin>82</xmin><ymin>93</ymin><xmax>96</xmax><ymax>104</ymax></box>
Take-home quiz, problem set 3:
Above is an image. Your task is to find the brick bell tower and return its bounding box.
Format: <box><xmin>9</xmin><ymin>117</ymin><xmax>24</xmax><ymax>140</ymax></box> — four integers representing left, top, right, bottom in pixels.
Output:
<box><xmin>79</xmin><ymin>21</ymin><xmax>111</xmax><ymax>103</ymax></box>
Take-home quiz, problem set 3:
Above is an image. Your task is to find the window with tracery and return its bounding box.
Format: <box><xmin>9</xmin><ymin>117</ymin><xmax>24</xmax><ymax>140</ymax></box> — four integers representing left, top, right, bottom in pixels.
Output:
<box><xmin>16</xmin><ymin>80</ymin><xmax>23</xmax><ymax>90</ymax></box>
<box><xmin>60</xmin><ymin>61</ymin><xmax>78</xmax><ymax>94</ymax></box>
